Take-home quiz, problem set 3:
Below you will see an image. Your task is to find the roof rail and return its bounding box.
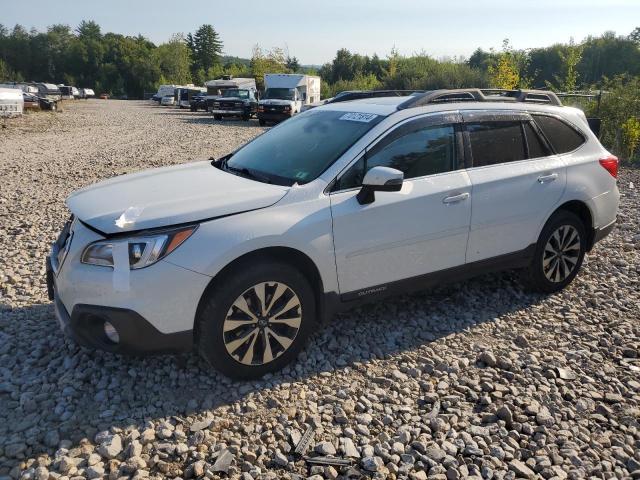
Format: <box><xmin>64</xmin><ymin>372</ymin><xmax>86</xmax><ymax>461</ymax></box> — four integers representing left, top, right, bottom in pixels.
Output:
<box><xmin>397</xmin><ymin>88</ymin><xmax>563</xmax><ymax>110</ymax></box>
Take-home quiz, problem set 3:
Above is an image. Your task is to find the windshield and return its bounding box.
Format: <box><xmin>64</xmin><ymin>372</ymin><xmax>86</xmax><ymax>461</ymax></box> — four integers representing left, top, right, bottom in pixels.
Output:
<box><xmin>224</xmin><ymin>109</ymin><xmax>384</xmax><ymax>186</ymax></box>
<box><xmin>223</xmin><ymin>89</ymin><xmax>249</xmax><ymax>99</ymax></box>
<box><xmin>264</xmin><ymin>88</ymin><xmax>295</xmax><ymax>100</ymax></box>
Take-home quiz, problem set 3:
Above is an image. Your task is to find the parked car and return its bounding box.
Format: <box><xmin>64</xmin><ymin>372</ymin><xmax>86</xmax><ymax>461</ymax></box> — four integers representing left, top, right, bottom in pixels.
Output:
<box><xmin>177</xmin><ymin>87</ymin><xmax>205</xmax><ymax>108</ymax></box>
<box><xmin>59</xmin><ymin>86</ymin><xmax>74</xmax><ymax>100</ymax></box>
<box><xmin>160</xmin><ymin>95</ymin><xmax>175</xmax><ymax>106</ymax></box>
<box><xmin>99</xmin><ymin>93</ymin><xmax>109</xmax><ymax>100</ymax></box>
<box><xmin>189</xmin><ymin>92</ymin><xmax>209</xmax><ymax>111</ymax></box>
<box><xmin>47</xmin><ymin>88</ymin><xmax>619</xmax><ymax>378</ymax></box>
<box><xmin>72</xmin><ymin>87</ymin><xmax>81</xmax><ymax>99</ymax></box>
<box><xmin>22</xmin><ymin>92</ymin><xmax>41</xmax><ymax>110</ymax></box>
<box><xmin>152</xmin><ymin>84</ymin><xmax>180</xmax><ymax>103</ymax></box>
<box><xmin>204</xmin><ymin>77</ymin><xmax>256</xmax><ymax>112</ymax></box>
<box><xmin>35</xmin><ymin>83</ymin><xmax>62</xmax><ymax>102</ymax></box>
<box><xmin>79</xmin><ymin>88</ymin><xmax>95</xmax><ymax>99</ymax></box>
<box><xmin>209</xmin><ymin>88</ymin><xmax>258</xmax><ymax>121</ymax></box>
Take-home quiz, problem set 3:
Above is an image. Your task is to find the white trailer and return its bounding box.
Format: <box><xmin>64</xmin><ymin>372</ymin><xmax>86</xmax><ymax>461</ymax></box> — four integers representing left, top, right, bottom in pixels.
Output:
<box><xmin>0</xmin><ymin>87</ymin><xmax>24</xmax><ymax>117</ymax></box>
<box><xmin>257</xmin><ymin>74</ymin><xmax>321</xmax><ymax>125</ymax></box>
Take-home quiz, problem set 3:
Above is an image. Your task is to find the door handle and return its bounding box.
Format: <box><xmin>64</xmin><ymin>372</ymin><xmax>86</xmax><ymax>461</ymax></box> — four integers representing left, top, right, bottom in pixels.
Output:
<box><xmin>443</xmin><ymin>192</ymin><xmax>470</xmax><ymax>204</ymax></box>
<box><xmin>537</xmin><ymin>173</ymin><xmax>558</xmax><ymax>183</ymax></box>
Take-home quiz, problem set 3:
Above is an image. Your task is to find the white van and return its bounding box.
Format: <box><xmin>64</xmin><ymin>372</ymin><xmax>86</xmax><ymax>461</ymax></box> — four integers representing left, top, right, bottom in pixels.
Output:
<box><xmin>153</xmin><ymin>85</ymin><xmax>179</xmax><ymax>103</ymax></box>
<box><xmin>257</xmin><ymin>74</ymin><xmax>321</xmax><ymax>125</ymax></box>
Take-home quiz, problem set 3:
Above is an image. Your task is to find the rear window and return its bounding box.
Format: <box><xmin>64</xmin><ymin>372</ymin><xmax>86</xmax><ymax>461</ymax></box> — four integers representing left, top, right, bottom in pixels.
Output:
<box><xmin>467</xmin><ymin>121</ymin><xmax>526</xmax><ymax>167</ymax></box>
<box><xmin>532</xmin><ymin>115</ymin><xmax>585</xmax><ymax>154</ymax></box>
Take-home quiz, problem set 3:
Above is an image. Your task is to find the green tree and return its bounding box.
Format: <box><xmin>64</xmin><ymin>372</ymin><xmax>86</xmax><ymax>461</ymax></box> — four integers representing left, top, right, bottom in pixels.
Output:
<box><xmin>250</xmin><ymin>45</ymin><xmax>289</xmax><ymax>90</ymax></box>
<box><xmin>187</xmin><ymin>24</ymin><xmax>223</xmax><ymax>79</ymax></box>
<box><xmin>155</xmin><ymin>34</ymin><xmax>192</xmax><ymax>85</ymax></box>
<box><xmin>285</xmin><ymin>55</ymin><xmax>300</xmax><ymax>72</ymax></box>
<box><xmin>487</xmin><ymin>40</ymin><xmax>520</xmax><ymax>89</ymax></box>
<box><xmin>548</xmin><ymin>38</ymin><xmax>583</xmax><ymax>92</ymax></box>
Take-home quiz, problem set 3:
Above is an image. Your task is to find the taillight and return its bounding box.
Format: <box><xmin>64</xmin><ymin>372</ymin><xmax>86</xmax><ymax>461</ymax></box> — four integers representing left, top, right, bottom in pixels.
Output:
<box><xmin>599</xmin><ymin>155</ymin><xmax>619</xmax><ymax>179</ymax></box>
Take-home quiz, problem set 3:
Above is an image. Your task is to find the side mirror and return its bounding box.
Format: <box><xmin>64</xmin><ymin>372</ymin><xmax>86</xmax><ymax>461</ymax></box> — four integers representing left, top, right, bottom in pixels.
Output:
<box><xmin>356</xmin><ymin>166</ymin><xmax>404</xmax><ymax>205</ymax></box>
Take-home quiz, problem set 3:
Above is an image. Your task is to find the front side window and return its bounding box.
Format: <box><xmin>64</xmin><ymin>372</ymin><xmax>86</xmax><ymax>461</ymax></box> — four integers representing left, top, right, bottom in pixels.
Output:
<box><xmin>467</xmin><ymin>121</ymin><xmax>526</xmax><ymax>167</ymax></box>
<box><xmin>223</xmin><ymin>109</ymin><xmax>384</xmax><ymax>186</ymax></box>
<box><xmin>532</xmin><ymin>114</ymin><xmax>585</xmax><ymax>154</ymax></box>
<box><xmin>335</xmin><ymin>124</ymin><xmax>457</xmax><ymax>190</ymax></box>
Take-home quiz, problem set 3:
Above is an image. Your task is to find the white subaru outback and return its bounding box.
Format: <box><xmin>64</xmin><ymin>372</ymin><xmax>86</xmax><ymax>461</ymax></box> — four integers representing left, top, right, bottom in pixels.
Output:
<box><xmin>47</xmin><ymin>89</ymin><xmax>620</xmax><ymax>378</ymax></box>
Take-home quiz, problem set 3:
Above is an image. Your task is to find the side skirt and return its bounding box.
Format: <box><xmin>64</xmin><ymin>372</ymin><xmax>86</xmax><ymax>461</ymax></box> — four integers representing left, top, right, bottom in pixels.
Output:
<box><xmin>325</xmin><ymin>244</ymin><xmax>536</xmax><ymax>314</ymax></box>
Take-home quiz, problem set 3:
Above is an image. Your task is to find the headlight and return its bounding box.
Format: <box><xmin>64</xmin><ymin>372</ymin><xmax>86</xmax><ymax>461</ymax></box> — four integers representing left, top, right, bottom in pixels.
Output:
<box><xmin>81</xmin><ymin>225</ymin><xmax>197</xmax><ymax>269</ymax></box>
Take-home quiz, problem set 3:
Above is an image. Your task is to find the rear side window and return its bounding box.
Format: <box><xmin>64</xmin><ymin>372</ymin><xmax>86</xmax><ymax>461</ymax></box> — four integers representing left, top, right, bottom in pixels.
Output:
<box><xmin>467</xmin><ymin>122</ymin><xmax>526</xmax><ymax>167</ymax></box>
<box><xmin>532</xmin><ymin>115</ymin><xmax>585</xmax><ymax>154</ymax></box>
<box><xmin>523</xmin><ymin>122</ymin><xmax>550</xmax><ymax>159</ymax></box>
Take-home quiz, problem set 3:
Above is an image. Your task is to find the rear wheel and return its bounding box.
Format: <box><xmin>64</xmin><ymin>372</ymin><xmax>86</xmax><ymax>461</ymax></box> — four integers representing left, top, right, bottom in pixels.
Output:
<box><xmin>258</xmin><ymin>119</ymin><xmax>266</xmax><ymax>126</ymax></box>
<box><xmin>522</xmin><ymin>210</ymin><xmax>587</xmax><ymax>293</ymax></box>
<box><xmin>214</xmin><ymin>114</ymin><xmax>222</xmax><ymax>120</ymax></box>
<box><xmin>197</xmin><ymin>260</ymin><xmax>316</xmax><ymax>379</ymax></box>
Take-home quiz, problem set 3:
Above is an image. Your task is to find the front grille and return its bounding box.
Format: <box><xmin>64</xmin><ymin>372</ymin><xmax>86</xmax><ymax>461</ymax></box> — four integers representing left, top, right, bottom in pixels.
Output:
<box><xmin>263</xmin><ymin>105</ymin><xmax>287</xmax><ymax>112</ymax></box>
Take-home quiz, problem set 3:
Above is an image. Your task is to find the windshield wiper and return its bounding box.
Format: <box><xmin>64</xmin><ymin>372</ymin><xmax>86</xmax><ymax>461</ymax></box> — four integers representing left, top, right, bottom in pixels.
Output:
<box><xmin>221</xmin><ymin>159</ymin><xmax>272</xmax><ymax>184</ymax></box>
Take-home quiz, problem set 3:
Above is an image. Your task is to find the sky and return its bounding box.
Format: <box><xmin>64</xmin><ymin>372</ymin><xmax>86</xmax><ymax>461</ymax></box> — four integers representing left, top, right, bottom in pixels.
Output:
<box><xmin>2</xmin><ymin>0</ymin><xmax>639</xmax><ymax>65</ymax></box>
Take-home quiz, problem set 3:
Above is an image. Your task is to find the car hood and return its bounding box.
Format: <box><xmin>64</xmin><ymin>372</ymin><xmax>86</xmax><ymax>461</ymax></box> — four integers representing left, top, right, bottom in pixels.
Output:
<box><xmin>66</xmin><ymin>160</ymin><xmax>289</xmax><ymax>235</ymax></box>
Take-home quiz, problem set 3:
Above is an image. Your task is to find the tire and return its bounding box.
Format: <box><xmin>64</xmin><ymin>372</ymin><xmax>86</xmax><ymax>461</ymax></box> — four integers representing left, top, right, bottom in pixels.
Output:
<box><xmin>197</xmin><ymin>260</ymin><xmax>316</xmax><ymax>379</ymax></box>
<box><xmin>522</xmin><ymin>210</ymin><xmax>587</xmax><ymax>293</ymax></box>
<box><xmin>258</xmin><ymin>119</ymin><xmax>266</xmax><ymax>126</ymax></box>
<box><xmin>190</xmin><ymin>106</ymin><xmax>196</xmax><ymax>112</ymax></box>
<box><xmin>241</xmin><ymin>114</ymin><xmax>250</xmax><ymax>121</ymax></box>
<box><xmin>214</xmin><ymin>114</ymin><xmax>222</xmax><ymax>120</ymax></box>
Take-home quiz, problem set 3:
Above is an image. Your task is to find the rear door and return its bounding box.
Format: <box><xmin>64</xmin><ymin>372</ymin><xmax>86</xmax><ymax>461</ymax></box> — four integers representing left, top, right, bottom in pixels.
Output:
<box><xmin>330</xmin><ymin>113</ymin><xmax>472</xmax><ymax>296</ymax></box>
<box><xmin>462</xmin><ymin>110</ymin><xmax>566</xmax><ymax>262</ymax></box>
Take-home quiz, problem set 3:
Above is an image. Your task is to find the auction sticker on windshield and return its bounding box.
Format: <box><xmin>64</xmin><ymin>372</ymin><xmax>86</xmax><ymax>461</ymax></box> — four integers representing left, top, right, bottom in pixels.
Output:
<box><xmin>339</xmin><ymin>112</ymin><xmax>378</xmax><ymax>123</ymax></box>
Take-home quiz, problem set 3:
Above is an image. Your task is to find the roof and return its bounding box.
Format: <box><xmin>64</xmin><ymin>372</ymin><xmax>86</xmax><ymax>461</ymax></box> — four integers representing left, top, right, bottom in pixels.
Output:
<box><xmin>318</xmin><ymin>89</ymin><xmax>569</xmax><ymax>117</ymax></box>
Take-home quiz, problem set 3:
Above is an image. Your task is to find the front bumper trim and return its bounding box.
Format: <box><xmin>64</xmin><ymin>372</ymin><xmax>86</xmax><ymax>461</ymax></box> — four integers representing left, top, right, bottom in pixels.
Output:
<box><xmin>54</xmin><ymin>295</ymin><xmax>193</xmax><ymax>355</ymax></box>
<box><xmin>210</xmin><ymin>109</ymin><xmax>244</xmax><ymax>115</ymax></box>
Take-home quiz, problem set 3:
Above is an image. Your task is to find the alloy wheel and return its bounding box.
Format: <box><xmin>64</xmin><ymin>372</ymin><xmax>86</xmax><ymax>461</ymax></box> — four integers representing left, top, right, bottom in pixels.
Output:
<box><xmin>542</xmin><ymin>225</ymin><xmax>581</xmax><ymax>283</ymax></box>
<box><xmin>223</xmin><ymin>282</ymin><xmax>302</xmax><ymax>366</ymax></box>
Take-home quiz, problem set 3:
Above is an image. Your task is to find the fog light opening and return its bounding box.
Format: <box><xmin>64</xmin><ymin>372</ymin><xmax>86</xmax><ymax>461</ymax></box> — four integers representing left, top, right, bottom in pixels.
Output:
<box><xmin>103</xmin><ymin>322</ymin><xmax>120</xmax><ymax>344</ymax></box>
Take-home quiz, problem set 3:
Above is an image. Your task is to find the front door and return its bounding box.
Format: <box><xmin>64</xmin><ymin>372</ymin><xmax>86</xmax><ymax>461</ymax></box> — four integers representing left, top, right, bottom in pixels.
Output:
<box><xmin>330</xmin><ymin>114</ymin><xmax>472</xmax><ymax>296</ymax></box>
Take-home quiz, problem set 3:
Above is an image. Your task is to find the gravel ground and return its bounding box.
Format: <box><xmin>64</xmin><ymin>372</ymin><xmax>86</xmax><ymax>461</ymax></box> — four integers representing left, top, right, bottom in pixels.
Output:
<box><xmin>0</xmin><ymin>100</ymin><xmax>639</xmax><ymax>480</ymax></box>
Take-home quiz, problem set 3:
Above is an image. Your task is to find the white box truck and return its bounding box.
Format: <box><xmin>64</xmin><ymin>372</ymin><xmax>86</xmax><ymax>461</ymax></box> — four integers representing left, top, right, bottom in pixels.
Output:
<box><xmin>257</xmin><ymin>74</ymin><xmax>321</xmax><ymax>125</ymax></box>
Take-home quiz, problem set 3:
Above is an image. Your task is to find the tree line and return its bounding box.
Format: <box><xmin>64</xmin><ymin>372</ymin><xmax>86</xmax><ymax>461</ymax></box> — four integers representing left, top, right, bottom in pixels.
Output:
<box><xmin>0</xmin><ymin>22</ymin><xmax>638</xmax><ymax>161</ymax></box>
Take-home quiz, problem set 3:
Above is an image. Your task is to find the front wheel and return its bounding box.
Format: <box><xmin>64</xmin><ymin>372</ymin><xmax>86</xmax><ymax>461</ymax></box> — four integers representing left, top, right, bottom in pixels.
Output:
<box><xmin>522</xmin><ymin>210</ymin><xmax>587</xmax><ymax>293</ymax></box>
<box><xmin>258</xmin><ymin>119</ymin><xmax>266</xmax><ymax>126</ymax></box>
<box><xmin>213</xmin><ymin>114</ymin><xmax>222</xmax><ymax>120</ymax></box>
<box><xmin>197</xmin><ymin>261</ymin><xmax>316</xmax><ymax>379</ymax></box>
